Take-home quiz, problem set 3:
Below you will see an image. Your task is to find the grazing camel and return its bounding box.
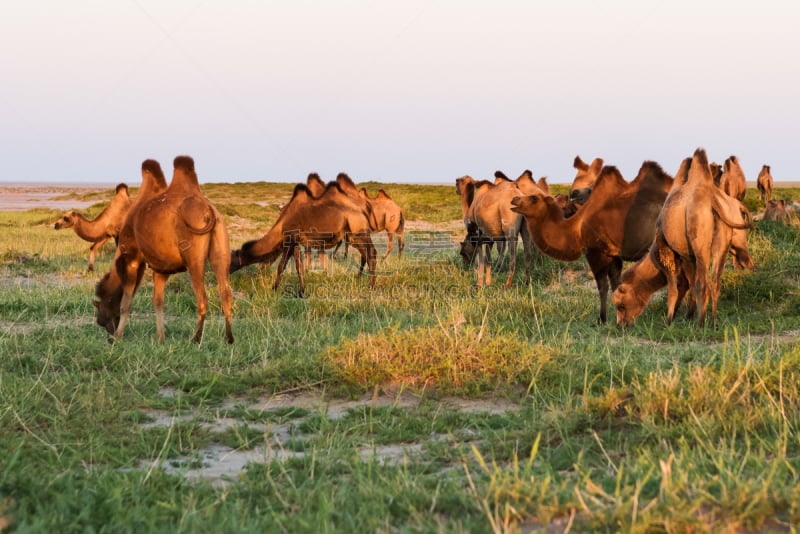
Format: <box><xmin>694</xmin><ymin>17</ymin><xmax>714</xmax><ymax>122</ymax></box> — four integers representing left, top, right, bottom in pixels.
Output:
<box><xmin>358</xmin><ymin>187</ymin><xmax>405</xmax><ymax>258</ymax></box>
<box><xmin>718</xmin><ymin>155</ymin><xmax>747</xmax><ymax>201</ymax></box>
<box><xmin>569</xmin><ymin>156</ymin><xmax>604</xmax><ymax>204</ymax></box>
<box><xmin>456</xmin><ymin>170</ymin><xmax>542</xmax><ymax>270</ymax></box>
<box><xmin>757</xmin><ymin>165</ymin><xmax>774</xmax><ymax>204</ymax></box>
<box><xmin>94</xmin><ymin>157</ymin><xmax>234</xmax><ymax>344</ymax></box>
<box><xmin>764</xmin><ymin>199</ymin><xmax>790</xmax><ymax>223</ymax></box>
<box><xmin>54</xmin><ymin>183</ymin><xmax>132</xmax><ymax>271</ymax></box>
<box><xmin>613</xmin><ymin>196</ymin><xmax>754</xmax><ymax>327</ymax></box>
<box><xmin>456</xmin><ymin>175</ymin><xmax>503</xmax><ymax>268</ymax></box>
<box><xmin>510</xmin><ymin>160</ymin><xmax>674</xmax><ymax>323</ymax></box>
<box><xmin>466</xmin><ymin>179</ymin><xmax>535</xmax><ymax>288</ymax></box>
<box><xmin>230</xmin><ymin>181</ymin><xmax>377</xmax><ymax>296</ymax></box>
<box><xmin>657</xmin><ymin>149</ymin><xmax>753</xmax><ymax>327</ymax></box>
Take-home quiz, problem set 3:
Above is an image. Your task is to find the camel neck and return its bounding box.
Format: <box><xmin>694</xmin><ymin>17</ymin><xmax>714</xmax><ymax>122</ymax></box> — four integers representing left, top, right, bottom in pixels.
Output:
<box><xmin>529</xmin><ymin>206</ymin><xmax>583</xmax><ymax>261</ymax></box>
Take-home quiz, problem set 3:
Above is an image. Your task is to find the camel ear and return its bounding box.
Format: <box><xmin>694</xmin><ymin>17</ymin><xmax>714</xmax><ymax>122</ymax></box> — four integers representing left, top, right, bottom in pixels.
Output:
<box><xmin>573</xmin><ymin>156</ymin><xmax>588</xmax><ymax>171</ymax></box>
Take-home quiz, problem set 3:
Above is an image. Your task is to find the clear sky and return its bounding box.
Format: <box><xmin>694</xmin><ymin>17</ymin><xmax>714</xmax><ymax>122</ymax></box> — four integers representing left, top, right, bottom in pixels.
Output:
<box><xmin>1</xmin><ymin>1</ymin><xmax>797</xmax><ymax>185</ymax></box>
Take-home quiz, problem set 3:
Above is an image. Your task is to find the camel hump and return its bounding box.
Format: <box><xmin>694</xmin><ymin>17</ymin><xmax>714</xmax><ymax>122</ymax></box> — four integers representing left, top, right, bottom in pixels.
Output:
<box><xmin>573</xmin><ymin>156</ymin><xmax>588</xmax><ymax>171</ymax></box>
<box><xmin>180</xmin><ymin>196</ymin><xmax>216</xmax><ymax>234</ymax></box>
<box><xmin>115</xmin><ymin>183</ymin><xmax>129</xmax><ymax>195</ymax></box>
<box><xmin>376</xmin><ymin>189</ymin><xmax>391</xmax><ymax>200</ymax></box>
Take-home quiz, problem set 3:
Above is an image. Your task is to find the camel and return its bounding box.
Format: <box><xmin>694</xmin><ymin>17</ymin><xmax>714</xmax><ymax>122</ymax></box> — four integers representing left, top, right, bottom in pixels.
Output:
<box><xmin>764</xmin><ymin>199</ymin><xmax>789</xmax><ymax>223</ymax></box>
<box><xmin>613</xmin><ymin>196</ymin><xmax>754</xmax><ymax>327</ymax></box>
<box><xmin>656</xmin><ymin>149</ymin><xmax>753</xmax><ymax>327</ymax></box>
<box><xmin>465</xmin><ymin>179</ymin><xmax>535</xmax><ymax>288</ymax></box>
<box><xmin>358</xmin><ymin>187</ymin><xmax>405</xmax><ymax>258</ymax></box>
<box><xmin>569</xmin><ymin>156</ymin><xmax>604</xmax><ymax>204</ymax></box>
<box><xmin>456</xmin><ymin>175</ymin><xmax>503</xmax><ymax>268</ymax></box>
<box><xmin>757</xmin><ymin>165</ymin><xmax>773</xmax><ymax>204</ymax></box>
<box><xmin>230</xmin><ymin>181</ymin><xmax>377</xmax><ymax>296</ymax></box>
<box><xmin>456</xmin><ymin>171</ymin><xmax>542</xmax><ymax>270</ymax></box>
<box><xmin>718</xmin><ymin>155</ymin><xmax>747</xmax><ymax>201</ymax></box>
<box><xmin>510</xmin><ymin>160</ymin><xmax>674</xmax><ymax>323</ymax></box>
<box><xmin>710</xmin><ymin>162</ymin><xmax>723</xmax><ymax>185</ymax></box>
<box><xmin>54</xmin><ymin>183</ymin><xmax>132</xmax><ymax>271</ymax></box>
<box><xmin>94</xmin><ymin>157</ymin><xmax>234</xmax><ymax>344</ymax></box>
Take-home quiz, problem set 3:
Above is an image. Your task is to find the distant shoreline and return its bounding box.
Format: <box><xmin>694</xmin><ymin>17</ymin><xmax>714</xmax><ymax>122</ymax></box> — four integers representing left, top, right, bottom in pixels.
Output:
<box><xmin>1</xmin><ymin>180</ymin><xmax>797</xmax><ymax>212</ymax></box>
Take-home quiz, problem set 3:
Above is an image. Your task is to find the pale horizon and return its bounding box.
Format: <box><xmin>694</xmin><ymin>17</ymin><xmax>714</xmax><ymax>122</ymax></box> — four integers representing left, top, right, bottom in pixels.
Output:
<box><xmin>1</xmin><ymin>2</ymin><xmax>797</xmax><ymax>185</ymax></box>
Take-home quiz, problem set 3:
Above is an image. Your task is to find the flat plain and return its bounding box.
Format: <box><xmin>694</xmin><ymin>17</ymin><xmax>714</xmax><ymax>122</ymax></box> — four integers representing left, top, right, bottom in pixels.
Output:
<box><xmin>1</xmin><ymin>180</ymin><xmax>799</xmax><ymax>532</ymax></box>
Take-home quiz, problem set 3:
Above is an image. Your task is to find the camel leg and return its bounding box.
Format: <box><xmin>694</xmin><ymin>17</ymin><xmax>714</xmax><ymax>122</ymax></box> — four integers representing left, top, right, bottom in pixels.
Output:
<box><xmin>693</xmin><ymin>257</ymin><xmax>710</xmax><ymax>327</ymax></box>
<box><xmin>504</xmin><ymin>236</ymin><xmax>517</xmax><ymax>289</ymax></box>
<box><xmin>152</xmin><ymin>272</ymin><xmax>169</xmax><ymax>344</ymax></box>
<box><xmin>183</xmin><ymin>254</ymin><xmax>209</xmax><ymax>344</ymax></box>
<box><xmin>586</xmin><ymin>250</ymin><xmax>613</xmax><ymax>324</ymax></box>
<box><xmin>520</xmin><ymin>223</ymin><xmax>533</xmax><ymax>285</ymax></box>
<box><xmin>209</xmin><ymin>228</ymin><xmax>234</xmax><ymax>344</ymax></box>
<box><xmin>113</xmin><ymin>259</ymin><xmax>144</xmax><ymax>342</ymax></box>
<box><xmin>397</xmin><ymin>232</ymin><xmax>404</xmax><ymax>259</ymax></box>
<box><xmin>319</xmin><ymin>249</ymin><xmax>327</xmax><ymax>274</ymax></box>
<box><xmin>88</xmin><ymin>236</ymin><xmax>110</xmax><ymax>272</ymax></box>
<box><xmin>273</xmin><ymin>246</ymin><xmax>292</xmax><ymax>291</ymax></box>
<box><xmin>293</xmin><ymin>246</ymin><xmax>305</xmax><ymax>297</ymax></box>
<box><xmin>383</xmin><ymin>232</ymin><xmax>394</xmax><ymax>259</ymax></box>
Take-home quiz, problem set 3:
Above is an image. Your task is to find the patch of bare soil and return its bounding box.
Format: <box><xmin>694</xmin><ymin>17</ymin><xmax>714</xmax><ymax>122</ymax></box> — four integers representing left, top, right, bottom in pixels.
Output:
<box><xmin>137</xmin><ymin>387</ymin><xmax>521</xmax><ymax>487</ymax></box>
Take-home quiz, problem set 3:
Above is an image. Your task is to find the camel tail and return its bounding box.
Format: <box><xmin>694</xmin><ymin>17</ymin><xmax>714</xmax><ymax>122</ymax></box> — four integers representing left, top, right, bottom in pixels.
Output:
<box><xmin>184</xmin><ymin>216</ymin><xmax>216</xmax><ymax>235</ymax></box>
<box><xmin>712</xmin><ymin>196</ymin><xmax>753</xmax><ymax>230</ymax></box>
<box><xmin>398</xmin><ymin>211</ymin><xmax>405</xmax><ymax>234</ymax></box>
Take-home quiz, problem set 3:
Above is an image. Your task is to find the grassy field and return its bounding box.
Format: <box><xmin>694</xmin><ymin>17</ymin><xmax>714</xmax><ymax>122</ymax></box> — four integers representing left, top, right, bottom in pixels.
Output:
<box><xmin>1</xmin><ymin>182</ymin><xmax>800</xmax><ymax>532</ymax></box>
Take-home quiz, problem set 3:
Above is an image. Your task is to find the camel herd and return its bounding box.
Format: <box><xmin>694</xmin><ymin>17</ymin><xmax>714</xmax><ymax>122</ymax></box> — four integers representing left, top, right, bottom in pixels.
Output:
<box><xmin>53</xmin><ymin>150</ymin><xmax>791</xmax><ymax>343</ymax></box>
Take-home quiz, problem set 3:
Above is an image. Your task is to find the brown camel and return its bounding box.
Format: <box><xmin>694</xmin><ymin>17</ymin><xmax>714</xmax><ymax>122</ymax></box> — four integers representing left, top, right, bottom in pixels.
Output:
<box><xmin>358</xmin><ymin>187</ymin><xmax>405</xmax><ymax>258</ymax></box>
<box><xmin>710</xmin><ymin>162</ymin><xmax>723</xmax><ymax>185</ymax></box>
<box><xmin>757</xmin><ymin>165</ymin><xmax>773</xmax><ymax>204</ymax></box>
<box><xmin>764</xmin><ymin>199</ymin><xmax>789</xmax><ymax>223</ymax></box>
<box><xmin>718</xmin><ymin>155</ymin><xmax>747</xmax><ymax>201</ymax></box>
<box><xmin>230</xmin><ymin>181</ymin><xmax>377</xmax><ymax>296</ymax></box>
<box><xmin>457</xmin><ymin>171</ymin><xmax>542</xmax><ymax>270</ymax></box>
<box><xmin>569</xmin><ymin>156</ymin><xmax>604</xmax><ymax>204</ymax></box>
<box><xmin>613</xmin><ymin>193</ymin><xmax>754</xmax><ymax>327</ymax></box>
<box><xmin>456</xmin><ymin>175</ymin><xmax>503</xmax><ymax>268</ymax></box>
<box><xmin>94</xmin><ymin>157</ymin><xmax>234</xmax><ymax>344</ymax></box>
<box><xmin>510</xmin><ymin>160</ymin><xmax>674</xmax><ymax>323</ymax></box>
<box><xmin>656</xmin><ymin>149</ymin><xmax>753</xmax><ymax>327</ymax></box>
<box><xmin>466</xmin><ymin>179</ymin><xmax>535</xmax><ymax>288</ymax></box>
<box><xmin>54</xmin><ymin>183</ymin><xmax>132</xmax><ymax>271</ymax></box>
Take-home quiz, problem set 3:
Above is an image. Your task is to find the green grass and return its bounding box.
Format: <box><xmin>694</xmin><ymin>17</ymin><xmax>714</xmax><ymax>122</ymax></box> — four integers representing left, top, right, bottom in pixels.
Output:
<box><xmin>1</xmin><ymin>185</ymin><xmax>799</xmax><ymax>532</ymax></box>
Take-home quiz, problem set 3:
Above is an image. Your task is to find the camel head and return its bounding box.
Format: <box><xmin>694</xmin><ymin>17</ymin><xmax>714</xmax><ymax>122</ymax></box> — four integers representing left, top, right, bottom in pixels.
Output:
<box><xmin>54</xmin><ymin>211</ymin><xmax>79</xmax><ymax>230</ymax></box>
<box><xmin>571</xmin><ymin>156</ymin><xmax>603</xmax><ymax>193</ymax></box>
<box><xmin>510</xmin><ymin>193</ymin><xmax>549</xmax><ymax>218</ymax></box>
<box><xmin>710</xmin><ymin>162</ymin><xmax>723</xmax><ymax>185</ymax></box>
<box><xmin>611</xmin><ymin>282</ymin><xmax>646</xmax><ymax>328</ymax></box>
<box><xmin>459</xmin><ymin>234</ymin><xmax>479</xmax><ymax>267</ymax></box>
<box><xmin>455</xmin><ymin>176</ymin><xmax>474</xmax><ymax>196</ymax></box>
<box><xmin>93</xmin><ymin>272</ymin><xmax>122</xmax><ymax>337</ymax></box>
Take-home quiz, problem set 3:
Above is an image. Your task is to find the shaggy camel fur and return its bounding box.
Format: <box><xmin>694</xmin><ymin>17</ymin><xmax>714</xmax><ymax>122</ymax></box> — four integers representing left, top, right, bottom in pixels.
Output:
<box><xmin>358</xmin><ymin>187</ymin><xmax>405</xmax><ymax>258</ymax></box>
<box><xmin>94</xmin><ymin>157</ymin><xmax>233</xmax><ymax>344</ymax></box>
<box><xmin>230</xmin><ymin>182</ymin><xmax>377</xmax><ymax>296</ymax></box>
<box><xmin>757</xmin><ymin>165</ymin><xmax>774</xmax><ymax>204</ymax></box>
<box><xmin>613</xmin><ymin>197</ymin><xmax>754</xmax><ymax>327</ymax></box>
<box><xmin>569</xmin><ymin>156</ymin><xmax>604</xmax><ymax>204</ymax></box>
<box><xmin>657</xmin><ymin>149</ymin><xmax>753</xmax><ymax>327</ymax></box>
<box><xmin>510</xmin><ymin>160</ymin><xmax>674</xmax><ymax>323</ymax></box>
<box><xmin>54</xmin><ymin>183</ymin><xmax>132</xmax><ymax>271</ymax></box>
<box><xmin>719</xmin><ymin>155</ymin><xmax>747</xmax><ymax>201</ymax></box>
